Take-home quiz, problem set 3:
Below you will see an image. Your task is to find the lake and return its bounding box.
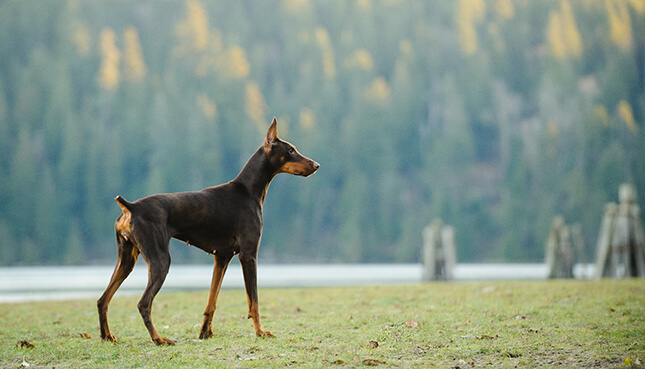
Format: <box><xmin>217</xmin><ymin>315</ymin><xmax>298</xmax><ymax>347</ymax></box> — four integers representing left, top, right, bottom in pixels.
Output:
<box><xmin>0</xmin><ymin>263</ymin><xmax>594</xmax><ymax>303</ymax></box>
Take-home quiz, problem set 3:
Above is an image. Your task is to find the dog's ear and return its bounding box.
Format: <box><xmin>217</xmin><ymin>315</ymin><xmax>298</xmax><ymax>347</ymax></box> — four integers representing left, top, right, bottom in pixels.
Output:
<box><xmin>263</xmin><ymin>117</ymin><xmax>278</xmax><ymax>152</ymax></box>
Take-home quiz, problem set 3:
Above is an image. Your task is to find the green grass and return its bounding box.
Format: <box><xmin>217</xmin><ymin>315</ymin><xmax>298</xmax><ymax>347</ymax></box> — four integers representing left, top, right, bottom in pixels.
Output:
<box><xmin>1</xmin><ymin>279</ymin><xmax>644</xmax><ymax>368</ymax></box>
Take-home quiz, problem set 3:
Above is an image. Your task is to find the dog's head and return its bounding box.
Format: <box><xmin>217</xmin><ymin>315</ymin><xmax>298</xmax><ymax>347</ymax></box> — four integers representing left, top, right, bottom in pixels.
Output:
<box><xmin>263</xmin><ymin>117</ymin><xmax>319</xmax><ymax>177</ymax></box>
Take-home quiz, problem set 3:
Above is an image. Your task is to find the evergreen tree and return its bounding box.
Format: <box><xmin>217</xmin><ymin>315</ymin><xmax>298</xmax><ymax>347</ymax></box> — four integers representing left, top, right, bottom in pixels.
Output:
<box><xmin>0</xmin><ymin>0</ymin><xmax>643</xmax><ymax>265</ymax></box>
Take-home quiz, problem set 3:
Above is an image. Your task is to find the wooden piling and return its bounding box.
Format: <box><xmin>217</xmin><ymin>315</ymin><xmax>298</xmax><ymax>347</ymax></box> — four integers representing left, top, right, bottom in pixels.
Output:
<box><xmin>594</xmin><ymin>184</ymin><xmax>645</xmax><ymax>278</ymax></box>
<box><xmin>422</xmin><ymin>219</ymin><xmax>456</xmax><ymax>281</ymax></box>
<box><xmin>545</xmin><ymin>216</ymin><xmax>574</xmax><ymax>279</ymax></box>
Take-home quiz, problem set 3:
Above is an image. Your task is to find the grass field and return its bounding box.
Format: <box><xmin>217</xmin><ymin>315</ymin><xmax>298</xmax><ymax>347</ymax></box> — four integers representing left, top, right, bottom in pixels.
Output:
<box><xmin>1</xmin><ymin>279</ymin><xmax>643</xmax><ymax>368</ymax></box>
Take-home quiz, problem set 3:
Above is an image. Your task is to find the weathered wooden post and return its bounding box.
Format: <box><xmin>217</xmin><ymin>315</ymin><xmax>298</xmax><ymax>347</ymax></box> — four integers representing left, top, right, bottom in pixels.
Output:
<box><xmin>594</xmin><ymin>184</ymin><xmax>645</xmax><ymax>278</ymax></box>
<box><xmin>571</xmin><ymin>224</ymin><xmax>588</xmax><ymax>278</ymax></box>
<box><xmin>422</xmin><ymin>219</ymin><xmax>457</xmax><ymax>281</ymax></box>
<box><xmin>545</xmin><ymin>216</ymin><xmax>574</xmax><ymax>279</ymax></box>
<box><xmin>571</xmin><ymin>224</ymin><xmax>586</xmax><ymax>266</ymax></box>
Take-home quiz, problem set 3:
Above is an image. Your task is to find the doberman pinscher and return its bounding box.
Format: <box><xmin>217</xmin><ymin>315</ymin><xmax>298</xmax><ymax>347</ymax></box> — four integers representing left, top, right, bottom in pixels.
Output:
<box><xmin>97</xmin><ymin>118</ymin><xmax>319</xmax><ymax>345</ymax></box>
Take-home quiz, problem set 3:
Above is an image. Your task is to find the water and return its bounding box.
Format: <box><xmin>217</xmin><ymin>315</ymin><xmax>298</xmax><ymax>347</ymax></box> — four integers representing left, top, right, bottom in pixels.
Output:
<box><xmin>0</xmin><ymin>263</ymin><xmax>594</xmax><ymax>303</ymax></box>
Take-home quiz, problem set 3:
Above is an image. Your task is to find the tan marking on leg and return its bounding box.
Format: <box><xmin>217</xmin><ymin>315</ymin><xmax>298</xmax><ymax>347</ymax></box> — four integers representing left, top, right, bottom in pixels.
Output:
<box><xmin>115</xmin><ymin>204</ymin><xmax>133</xmax><ymax>241</ymax></box>
<box><xmin>199</xmin><ymin>256</ymin><xmax>229</xmax><ymax>339</ymax></box>
<box><xmin>247</xmin><ymin>299</ymin><xmax>273</xmax><ymax>337</ymax></box>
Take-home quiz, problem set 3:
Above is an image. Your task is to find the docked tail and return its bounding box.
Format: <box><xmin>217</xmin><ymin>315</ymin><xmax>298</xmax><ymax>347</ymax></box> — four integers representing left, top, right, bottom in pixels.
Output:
<box><xmin>115</xmin><ymin>196</ymin><xmax>134</xmax><ymax>213</ymax></box>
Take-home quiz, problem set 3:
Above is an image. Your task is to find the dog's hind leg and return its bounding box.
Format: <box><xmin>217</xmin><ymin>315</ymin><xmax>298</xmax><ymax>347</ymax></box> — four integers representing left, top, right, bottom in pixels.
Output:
<box><xmin>98</xmin><ymin>234</ymin><xmax>139</xmax><ymax>342</ymax></box>
<box><xmin>137</xmin><ymin>236</ymin><xmax>175</xmax><ymax>346</ymax></box>
<box><xmin>199</xmin><ymin>254</ymin><xmax>232</xmax><ymax>339</ymax></box>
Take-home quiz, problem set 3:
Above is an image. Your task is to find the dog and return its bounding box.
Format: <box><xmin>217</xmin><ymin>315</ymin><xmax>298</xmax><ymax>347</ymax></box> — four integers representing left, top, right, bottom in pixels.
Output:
<box><xmin>97</xmin><ymin>118</ymin><xmax>319</xmax><ymax>345</ymax></box>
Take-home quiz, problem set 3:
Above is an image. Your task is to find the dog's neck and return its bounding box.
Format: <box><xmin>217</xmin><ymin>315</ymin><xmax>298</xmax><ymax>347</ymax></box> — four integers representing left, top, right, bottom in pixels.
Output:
<box><xmin>232</xmin><ymin>147</ymin><xmax>277</xmax><ymax>204</ymax></box>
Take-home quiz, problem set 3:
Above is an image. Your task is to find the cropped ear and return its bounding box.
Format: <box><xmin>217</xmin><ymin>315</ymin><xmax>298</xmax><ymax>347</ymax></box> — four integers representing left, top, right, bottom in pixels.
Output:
<box><xmin>263</xmin><ymin>117</ymin><xmax>278</xmax><ymax>152</ymax></box>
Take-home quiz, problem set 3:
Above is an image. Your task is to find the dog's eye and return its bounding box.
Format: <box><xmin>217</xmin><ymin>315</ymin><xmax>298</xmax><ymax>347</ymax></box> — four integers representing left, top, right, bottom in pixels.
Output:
<box><xmin>288</xmin><ymin>147</ymin><xmax>295</xmax><ymax>155</ymax></box>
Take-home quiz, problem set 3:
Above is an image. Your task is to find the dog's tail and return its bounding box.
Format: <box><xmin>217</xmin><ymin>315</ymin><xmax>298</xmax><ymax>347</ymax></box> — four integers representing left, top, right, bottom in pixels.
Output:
<box><xmin>115</xmin><ymin>196</ymin><xmax>134</xmax><ymax>241</ymax></box>
<box><xmin>115</xmin><ymin>196</ymin><xmax>134</xmax><ymax>213</ymax></box>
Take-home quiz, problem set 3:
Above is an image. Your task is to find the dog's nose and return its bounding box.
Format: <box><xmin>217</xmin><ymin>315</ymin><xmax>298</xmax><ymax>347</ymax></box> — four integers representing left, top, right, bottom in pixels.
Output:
<box><xmin>313</xmin><ymin>161</ymin><xmax>320</xmax><ymax>171</ymax></box>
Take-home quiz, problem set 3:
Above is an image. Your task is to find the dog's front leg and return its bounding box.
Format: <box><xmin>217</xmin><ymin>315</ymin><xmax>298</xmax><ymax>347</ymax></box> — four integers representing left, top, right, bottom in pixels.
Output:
<box><xmin>239</xmin><ymin>253</ymin><xmax>274</xmax><ymax>337</ymax></box>
<box><xmin>199</xmin><ymin>254</ymin><xmax>231</xmax><ymax>339</ymax></box>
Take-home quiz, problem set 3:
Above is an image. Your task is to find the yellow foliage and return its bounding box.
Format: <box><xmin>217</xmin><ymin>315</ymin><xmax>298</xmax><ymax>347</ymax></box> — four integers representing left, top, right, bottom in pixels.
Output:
<box><xmin>457</xmin><ymin>19</ymin><xmax>478</xmax><ymax>55</ymax></box>
<box><xmin>457</xmin><ymin>0</ymin><xmax>486</xmax><ymax>55</ymax></box>
<box><xmin>316</xmin><ymin>27</ymin><xmax>336</xmax><ymax>78</ymax></box>
<box><xmin>606</xmin><ymin>0</ymin><xmax>633</xmax><ymax>50</ymax></box>
<box><xmin>187</xmin><ymin>0</ymin><xmax>209</xmax><ymax>50</ymax></box>
<box><xmin>197</xmin><ymin>94</ymin><xmax>217</xmax><ymax>119</ymax></box>
<box><xmin>627</xmin><ymin>0</ymin><xmax>644</xmax><ymax>13</ymax></box>
<box><xmin>72</xmin><ymin>23</ymin><xmax>91</xmax><ymax>57</ymax></box>
<box><xmin>224</xmin><ymin>46</ymin><xmax>251</xmax><ymax>79</ymax></box>
<box><xmin>364</xmin><ymin>76</ymin><xmax>390</xmax><ymax>103</ymax></box>
<box><xmin>98</xmin><ymin>28</ymin><xmax>120</xmax><ymax>90</ymax></box>
<box><xmin>471</xmin><ymin>0</ymin><xmax>486</xmax><ymax>18</ymax></box>
<box><xmin>246</xmin><ymin>81</ymin><xmax>267</xmax><ymax>131</ymax></box>
<box><xmin>173</xmin><ymin>0</ymin><xmax>228</xmax><ymax>79</ymax></box>
<box><xmin>299</xmin><ymin>107</ymin><xmax>315</xmax><ymax>130</ymax></box>
<box><xmin>547</xmin><ymin>0</ymin><xmax>583</xmax><ymax>59</ymax></box>
<box><xmin>123</xmin><ymin>27</ymin><xmax>147</xmax><ymax>81</ymax></box>
<box><xmin>345</xmin><ymin>49</ymin><xmax>374</xmax><ymax>71</ymax></box>
<box><xmin>315</xmin><ymin>27</ymin><xmax>331</xmax><ymax>48</ymax></box>
<box><xmin>618</xmin><ymin>100</ymin><xmax>638</xmax><ymax>132</ymax></box>
<box><xmin>175</xmin><ymin>0</ymin><xmax>210</xmax><ymax>56</ymax></box>
<box><xmin>283</xmin><ymin>0</ymin><xmax>308</xmax><ymax>14</ymax></box>
<box><xmin>561</xmin><ymin>0</ymin><xmax>583</xmax><ymax>56</ymax></box>
<box><xmin>357</xmin><ymin>0</ymin><xmax>371</xmax><ymax>10</ymax></box>
<box><xmin>547</xmin><ymin>11</ymin><xmax>566</xmax><ymax>59</ymax></box>
<box><xmin>495</xmin><ymin>0</ymin><xmax>514</xmax><ymax>19</ymax></box>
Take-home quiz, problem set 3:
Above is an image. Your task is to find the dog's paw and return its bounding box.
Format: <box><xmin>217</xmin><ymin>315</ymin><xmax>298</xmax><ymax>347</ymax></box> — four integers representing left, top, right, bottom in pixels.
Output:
<box><xmin>153</xmin><ymin>337</ymin><xmax>176</xmax><ymax>346</ymax></box>
<box><xmin>199</xmin><ymin>330</ymin><xmax>213</xmax><ymax>339</ymax></box>
<box><xmin>257</xmin><ymin>330</ymin><xmax>274</xmax><ymax>338</ymax></box>
<box><xmin>101</xmin><ymin>334</ymin><xmax>117</xmax><ymax>343</ymax></box>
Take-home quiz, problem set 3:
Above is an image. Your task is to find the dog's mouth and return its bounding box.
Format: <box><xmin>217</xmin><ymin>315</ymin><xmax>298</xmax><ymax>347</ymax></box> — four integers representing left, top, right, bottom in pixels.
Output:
<box><xmin>281</xmin><ymin>160</ymin><xmax>319</xmax><ymax>176</ymax></box>
<box><xmin>280</xmin><ymin>160</ymin><xmax>320</xmax><ymax>177</ymax></box>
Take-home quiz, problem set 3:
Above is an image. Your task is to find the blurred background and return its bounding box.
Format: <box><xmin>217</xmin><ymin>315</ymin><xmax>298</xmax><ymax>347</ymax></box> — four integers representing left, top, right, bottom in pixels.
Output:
<box><xmin>0</xmin><ymin>0</ymin><xmax>643</xmax><ymax>266</ymax></box>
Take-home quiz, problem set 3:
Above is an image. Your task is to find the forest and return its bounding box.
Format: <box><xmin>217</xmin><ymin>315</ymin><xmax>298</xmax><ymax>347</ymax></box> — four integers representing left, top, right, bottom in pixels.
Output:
<box><xmin>0</xmin><ymin>0</ymin><xmax>643</xmax><ymax>265</ymax></box>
